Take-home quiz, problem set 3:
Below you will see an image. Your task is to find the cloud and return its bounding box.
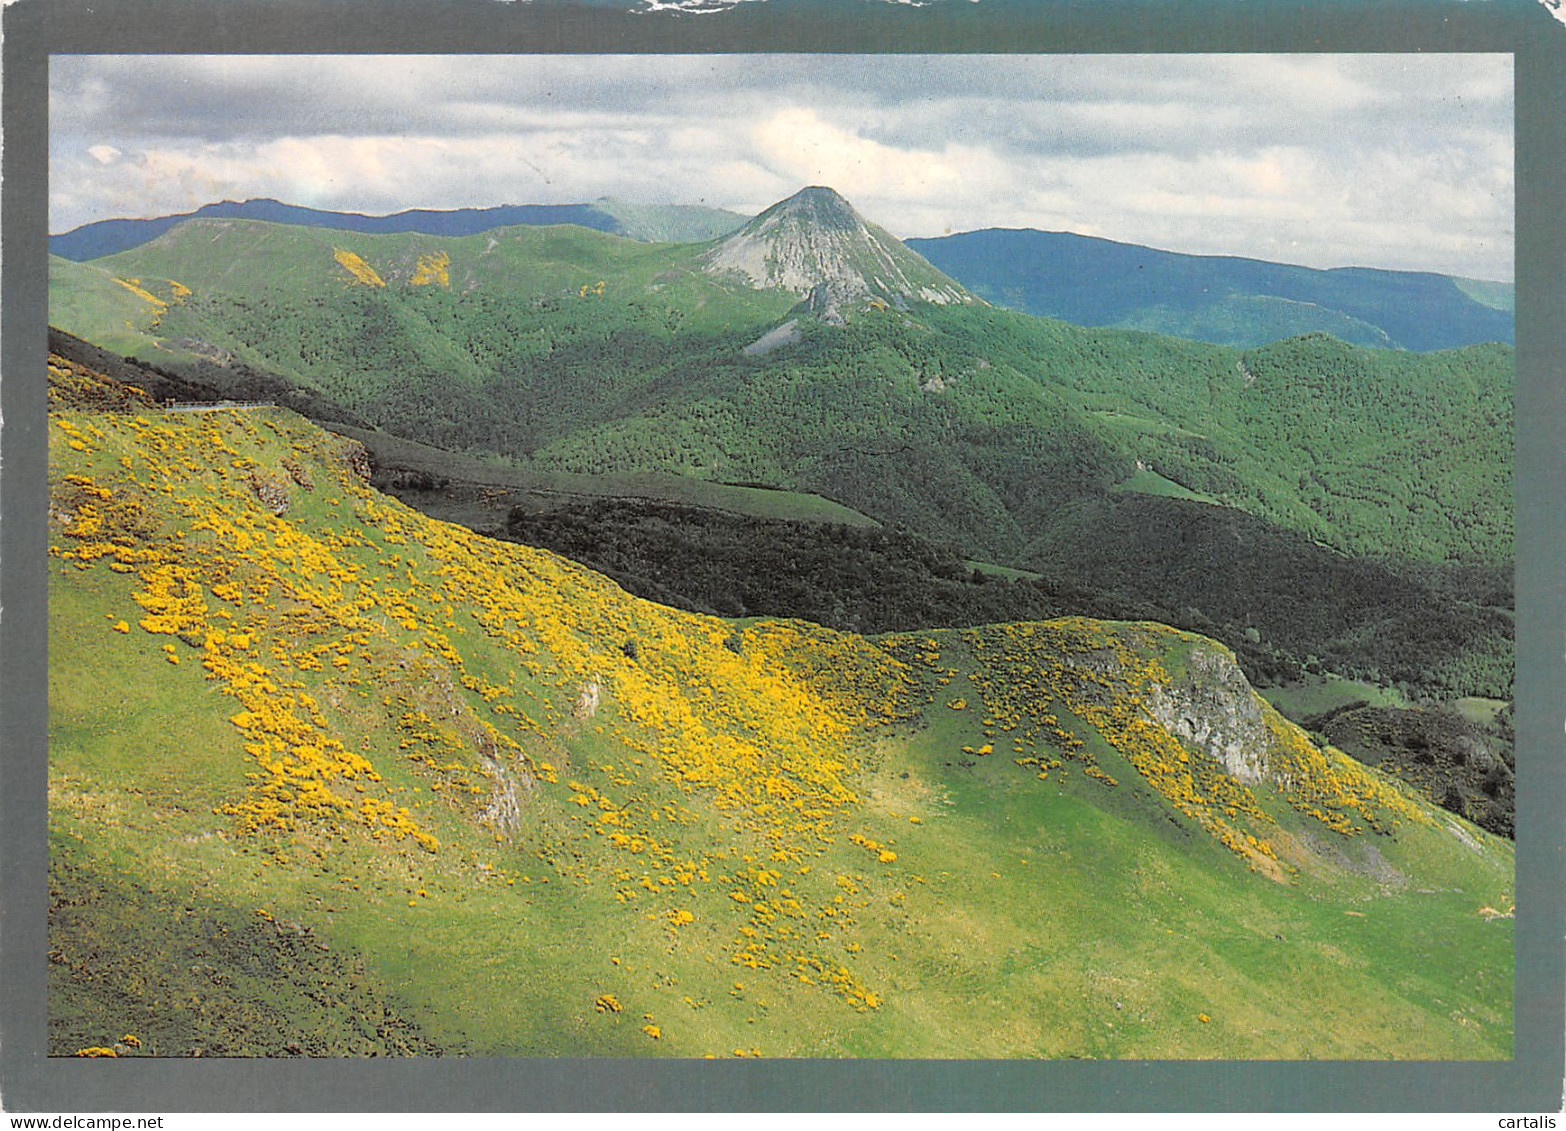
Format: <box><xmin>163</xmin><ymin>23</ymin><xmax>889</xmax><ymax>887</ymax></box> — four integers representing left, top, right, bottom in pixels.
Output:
<box><xmin>48</xmin><ymin>53</ymin><xmax>1514</xmax><ymax>281</ymax></box>
<box><xmin>750</xmin><ymin>107</ymin><xmax>970</xmax><ymax>203</ymax></box>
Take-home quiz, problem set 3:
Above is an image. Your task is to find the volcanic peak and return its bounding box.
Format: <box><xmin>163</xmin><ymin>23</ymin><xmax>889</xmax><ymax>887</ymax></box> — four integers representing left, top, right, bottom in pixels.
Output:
<box><xmin>699</xmin><ymin>186</ymin><xmax>971</xmax><ymax>316</ymax></box>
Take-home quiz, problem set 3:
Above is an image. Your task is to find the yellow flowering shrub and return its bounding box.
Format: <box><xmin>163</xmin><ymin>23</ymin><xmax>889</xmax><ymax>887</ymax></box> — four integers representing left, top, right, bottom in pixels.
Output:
<box><xmin>108</xmin><ymin>276</ymin><xmax>190</xmax><ymax>329</ymax></box>
<box><xmin>408</xmin><ymin>251</ymin><xmax>451</xmax><ymax>287</ymax></box>
<box><xmin>333</xmin><ymin>248</ymin><xmax>386</xmax><ymax>287</ymax></box>
<box><xmin>113</xmin><ymin>277</ymin><xmax>167</xmax><ymax>310</ymax></box>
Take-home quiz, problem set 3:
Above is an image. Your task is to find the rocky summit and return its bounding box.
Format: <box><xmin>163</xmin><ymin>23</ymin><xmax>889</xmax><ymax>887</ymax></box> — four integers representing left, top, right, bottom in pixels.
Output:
<box><xmin>699</xmin><ymin>186</ymin><xmax>972</xmax><ymax>320</ymax></box>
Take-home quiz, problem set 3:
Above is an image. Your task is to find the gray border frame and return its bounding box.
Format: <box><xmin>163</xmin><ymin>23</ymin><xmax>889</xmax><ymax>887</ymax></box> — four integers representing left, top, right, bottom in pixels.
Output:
<box><xmin>3</xmin><ymin>0</ymin><xmax>1563</xmax><ymax>1113</ymax></box>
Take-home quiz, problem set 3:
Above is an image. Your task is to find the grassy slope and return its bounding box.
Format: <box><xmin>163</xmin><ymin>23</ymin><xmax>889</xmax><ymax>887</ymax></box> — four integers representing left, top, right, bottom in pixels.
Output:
<box><xmin>47</xmin><ymin>355</ymin><xmax>1512</xmax><ymax>1059</ymax></box>
<box><xmin>1262</xmin><ymin>677</ymin><xmax>1411</xmax><ymax>719</ymax></box>
<box><xmin>1109</xmin><ymin>467</ymin><xmax>1221</xmax><ymax>506</ymax></box>
<box><xmin>335</xmin><ymin>423</ymin><xmax>880</xmax><ymax>528</ymax></box>
<box><xmin>48</xmin><ymin>256</ymin><xmax>183</xmax><ymax>361</ymax></box>
<box><xmin>965</xmin><ymin>560</ymin><xmax>1044</xmax><ymax>581</ymax></box>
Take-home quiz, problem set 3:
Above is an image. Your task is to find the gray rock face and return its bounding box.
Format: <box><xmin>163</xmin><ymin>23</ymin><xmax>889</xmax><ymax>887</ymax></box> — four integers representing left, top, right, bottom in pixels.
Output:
<box><xmin>1146</xmin><ymin>644</ymin><xmax>1274</xmax><ymax>785</ymax></box>
<box><xmin>699</xmin><ymin>186</ymin><xmax>972</xmax><ymax>312</ymax></box>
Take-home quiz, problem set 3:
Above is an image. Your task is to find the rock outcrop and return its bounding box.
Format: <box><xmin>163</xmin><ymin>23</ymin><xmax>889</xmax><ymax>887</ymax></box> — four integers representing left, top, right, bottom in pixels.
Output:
<box><xmin>1146</xmin><ymin>642</ymin><xmax>1274</xmax><ymax>785</ymax></box>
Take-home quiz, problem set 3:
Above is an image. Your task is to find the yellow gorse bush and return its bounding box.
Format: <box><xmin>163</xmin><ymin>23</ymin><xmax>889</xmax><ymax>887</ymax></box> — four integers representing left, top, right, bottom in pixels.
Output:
<box><xmin>108</xmin><ymin>276</ymin><xmax>191</xmax><ymax>329</ymax></box>
<box><xmin>409</xmin><ymin>251</ymin><xmax>451</xmax><ymax>287</ymax></box>
<box><xmin>333</xmin><ymin>248</ymin><xmax>386</xmax><ymax>287</ymax></box>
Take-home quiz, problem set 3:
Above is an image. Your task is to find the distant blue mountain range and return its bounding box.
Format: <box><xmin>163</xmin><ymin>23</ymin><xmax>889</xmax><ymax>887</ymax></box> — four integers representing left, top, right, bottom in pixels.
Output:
<box><xmin>908</xmin><ymin>228</ymin><xmax>1514</xmax><ymax>352</ymax></box>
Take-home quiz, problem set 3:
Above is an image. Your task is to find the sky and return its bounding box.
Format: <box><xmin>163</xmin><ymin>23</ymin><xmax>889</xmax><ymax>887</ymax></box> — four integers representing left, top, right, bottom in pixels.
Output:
<box><xmin>49</xmin><ymin>53</ymin><xmax>1514</xmax><ymax>281</ymax></box>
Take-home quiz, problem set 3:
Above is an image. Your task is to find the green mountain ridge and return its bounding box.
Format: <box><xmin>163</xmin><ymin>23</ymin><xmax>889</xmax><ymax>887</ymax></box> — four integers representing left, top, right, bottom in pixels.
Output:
<box><xmin>50</xmin><ymin>211</ymin><xmax>1513</xmax><ymax>571</ymax></box>
<box><xmin>50</xmin><ymin>196</ymin><xmax>750</xmax><ymax>261</ymax></box>
<box><xmin>55</xmin><ymin>196</ymin><xmax>1511</xmax><ymax>352</ymax></box>
<box><xmin>46</xmin><ymin>350</ymin><xmax>1514</xmax><ymax>1058</ymax></box>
